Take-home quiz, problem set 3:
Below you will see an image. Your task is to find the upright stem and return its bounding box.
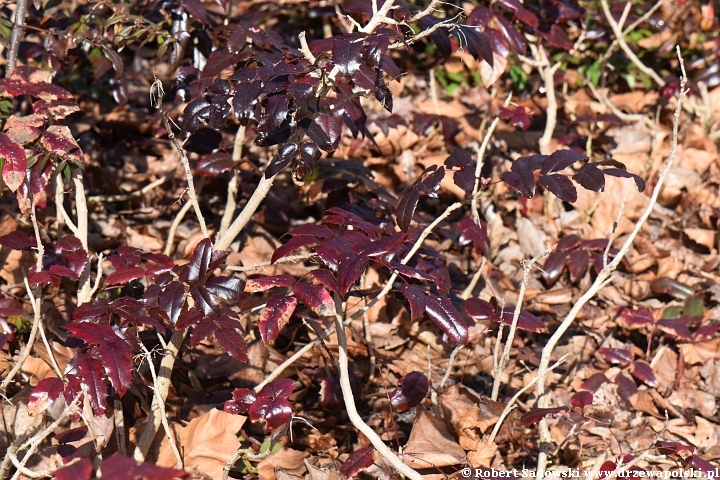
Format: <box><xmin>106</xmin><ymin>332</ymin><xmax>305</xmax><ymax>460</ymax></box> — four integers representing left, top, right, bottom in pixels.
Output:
<box><xmin>7</xmin><ymin>0</ymin><xmax>27</xmax><ymax>76</ymax></box>
<box><xmin>333</xmin><ymin>294</ymin><xmax>422</xmax><ymax>480</ymax></box>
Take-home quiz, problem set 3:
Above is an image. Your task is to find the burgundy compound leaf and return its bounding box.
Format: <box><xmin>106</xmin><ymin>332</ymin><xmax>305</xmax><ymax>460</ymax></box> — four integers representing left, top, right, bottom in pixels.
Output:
<box><xmin>249</xmin><ymin>378</ymin><xmax>295</xmax><ymax>429</ymax></box>
<box><xmin>310</xmin><ymin>268</ymin><xmax>339</xmax><ymax>294</ymax></box>
<box><xmin>570</xmin><ymin>391</ymin><xmax>593</xmax><ymax>414</ymax></box>
<box><xmin>630</xmin><ymin>360</ymin><xmax>657</xmax><ymax>387</ymax></box>
<box><xmin>520</xmin><ymin>406</ymin><xmax>569</xmax><ymax>426</ymax></box>
<box><xmin>655</xmin><ymin>440</ymin><xmax>694</xmax><ymax>457</ymax></box>
<box><xmin>557</xmin><ymin>234</ymin><xmax>582</xmax><ymax>252</ymax></box>
<box><xmin>340</xmin><ymin>447</ymin><xmax>376</xmax><ymax>477</ymax></box>
<box><xmin>28</xmin><ymin>377</ymin><xmax>64</xmax><ymax>416</ymax></box>
<box><xmin>67</xmin><ymin>355</ymin><xmax>108</xmax><ymax>415</ymax></box>
<box><xmin>332</xmin><ymin>39</ymin><xmax>363</xmax><ymax>77</ymax></box>
<box><xmin>205</xmin><ymin>276</ymin><xmax>244</xmax><ymax>302</ymax></box>
<box><xmin>159</xmin><ymin>281</ymin><xmax>185</xmax><ymax>326</ymax></box>
<box><xmin>245</xmin><ymin>274</ymin><xmax>296</xmax><ymax>293</ymax></box>
<box><xmin>0</xmin><ymin>133</ymin><xmax>27</xmax><ymax>192</ymax></box>
<box><xmin>457</xmin><ymin>218</ymin><xmax>489</xmax><ymax>254</ymax></box>
<box><xmin>389</xmin><ymin>371</ymin><xmax>429</xmax><ymax>412</ymax></box>
<box><xmin>265</xmin><ymin>142</ymin><xmax>298</xmax><ymax>178</ymax></box>
<box><xmin>258</xmin><ymin>295</ymin><xmax>297</xmax><ymax>344</ymax></box>
<box><xmin>353</xmin><ymin>232</ymin><xmax>406</xmax><ymax>258</ymax></box>
<box><xmin>602</xmin><ymin>168</ymin><xmax>646</xmax><ymax>192</ymax></box>
<box><xmin>293</xmin><ymin>282</ymin><xmax>335</xmax><ymax>317</ymax></box>
<box><xmin>497</xmin><ymin>307</ymin><xmax>547</xmax><ymax>333</ymax></box>
<box><xmin>271</xmin><ymin>236</ymin><xmax>317</xmax><ymax>264</ymax></box>
<box><xmin>64</xmin><ymin>323</ymin><xmax>133</xmax><ymax>396</ymax></box>
<box><xmin>197</xmin><ymin>152</ymin><xmax>235</xmax><ymax>176</ymax></box>
<box><xmin>425</xmin><ymin>295</ymin><xmax>468</xmax><ymax>345</ymax></box>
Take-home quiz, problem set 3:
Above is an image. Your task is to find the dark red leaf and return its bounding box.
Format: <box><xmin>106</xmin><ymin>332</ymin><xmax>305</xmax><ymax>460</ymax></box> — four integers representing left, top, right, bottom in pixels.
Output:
<box><xmin>655</xmin><ymin>440</ymin><xmax>694</xmax><ymax>456</ymax></box>
<box><xmin>54</xmin><ymin>458</ymin><xmax>94</xmax><ymax>480</ymax></box>
<box><xmin>249</xmin><ymin>379</ymin><xmax>295</xmax><ymax>429</ymax></box>
<box><xmin>690</xmin><ymin>455</ymin><xmax>716</xmax><ymax>475</ymax></box>
<box><xmin>245</xmin><ymin>274</ymin><xmax>296</xmax><ymax>293</ymax></box>
<box><xmin>214</xmin><ymin>324</ymin><xmax>249</xmax><ymax>362</ymax></box>
<box><xmin>615</xmin><ymin>307</ymin><xmax>653</xmax><ymax>326</ymax></box>
<box><xmin>271</xmin><ymin>236</ymin><xmax>317</xmax><ymax>264</ymax></box>
<box><xmin>353</xmin><ymin>233</ymin><xmax>406</xmax><ymax>257</ymax></box>
<box><xmin>310</xmin><ymin>268</ymin><xmax>339</xmax><ymax>294</ymax></box>
<box><xmin>0</xmin><ymin>133</ymin><xmax>27</xmax><ymax>192</ymax></box>
<box><xmin>205</xmin><ymin>276</ymin><xmax>244</xmax><ymax>302</ymax></box>
<box><xmin>337</xmin><ymin>254</ymin><xmax>369</xmax><ymax>296</ymax></box>
<box><xmin>233</xmin><ymin>80</ymin><xmax>263</xmax><ymax>124</ymax></box>
<box><xmin>557</xmin><ymin>235</ymin><xmax>582</xmax><ymax>252</ymax></box>
<box><xmin>574</xmin><ymin>164</ymin><xmax>606</xmax><ymax>192</ymax></box>
<box><xmin>105</xmin><ymin>267</ymin><xmax>145</xmax><ymax>286</ymax></box>
<box><xmin>64</xmin><ymin>323</ymin><xmax>133</xmax><ymax>396</ymax></box>
<box><xmin>159</xmin><ymin>282</ymin><xmax>185</xmax><ymax>326</ymax></box>
<box><xmin>520</xmin><ymin>406</ymin><xmax>569</xmax><ymax>426</ymax></box>
<box><xmin>461</xmin><ymin>298</ymin><xmax>494</xmax><ymax>320</ymax></box>
<box><xmin>396</xmin><ymin>184</ymin><xmax>421</xmax><ymax>232</ymax></box>
<box><xmin>539</xmin><ymin>174</ymin><xmax>578</xmax><ymax>203</ymax></box>
<box><xmin>68</xmin><ymin>354</ymin><xmax>108</xmax><ymax>415</ymax></box>
<box><xmin>299</xmin><ymin>117</ymin><xmax>334</xmax><ymax>152</ymax></box>
<box><xmin>570</xmin><ymin>391</ymin><xmax>593</xmax><ymax>413</ymax></box>
<box><xmin>502</xmin><ymin>170</ymin><xmax>536</xmax><ymax>198</ymax></box>
<box><xmin>597</xmin><ymin>347</ymin><xmax>633</xmax><ymax>366</ymax></box>
<box><xmin>258</xmin><ymin>94</ymin><xmax>290</xmax><ymax>134</ymax></box>
<box><xmin>100</xmin><ymin>454</ymin><xmax>190</xmax><ymax>480</ymax></box>
<box><xmin>567</xmin><ymin>250</ymin><xmax>589</xmax><ymax>282</ymax></box>
<box><xmin>225</xmin><ymin>388</ymin><xmax>256</xmax><ymax>415</ymax></box>
<box><xmin>326</xmin><ymin>207</ymin><xmax>381</xmax><ymax>239</ymax></box>
<box><xmin>389</xmin><ymin>371</ymin><xmax>428</xmax><ymax>412</ymax></box>
<box><xmin>293</xmin><ymin>282</ymin><xmax>335</xmax><ymax>317</ymax></box>
<box><xmin>457</xmin><ymin>218</ymin><xmax>489</xmax><ymax>254</ymax></box>
<box><xmin>458</xmin><ymin>27</ymin><xmax>493</xmax><ymax>66</ymax></box>
<box><xmin>614</xmin><ymin>372</ymin><xmax>638</xmax><ymax>399</ymax></box>
<box><xmin>496</xmin><ymin>307</ymin><xmax>547</xmax><ymax>333</ymax></box>
<box><xmin>332</xmin><ymin>39</ymin><xmax>364</xmax><ymax>77</ymax></box>
<box><xmin>631</xmin><ymin>360</ymin><xmax>657</xmax><ymax>387</ymax></box>
<box><xmin>340</xmin><ymin>447</ymin><xmax>375</xmax><ymax>477</ymax></box>
<box><xmin>657</xmin><ymin>319</ymin><xmax>693</xmax><ymax>340</ymax></box>
<box><xmin>542</xmin><ymin>150</ymin><xmax>585</xmax><ymax>174</ymax></box>
<box><xmin>542</xmin><ymin>251</ymin><xmax>567</xmax><ymax>285</ymax></box>
<box><xmin>425</xmin><ymin>295</ymin><xmax>468</xmax><ymax>345</ymax></box>
<box><xmin>28</xmin><ymin>377</ymin><xmax>64</xmax><ymax>416</ymax></box>
<box><xmin>580</xmin><ymin>373</ymin><xmax>610</xmax><ymax>391</ymax></box>
<box><xmin>265</xmin><ymin>142</ymin><xmax>298</xmax><ymax>178</ymax></box>
<box><xmin>602</xmin><ymin>168</ymin><xmax>646</xmax><ymax>192</ymax></box>
<box><xmin>0</xmin><ymin>230</ymin><xmax>37</xmax><ymax>250</ymax></box>
<box><xmin>197</xmin><ymin>152</ymin><xmax>235</xmax><ymax>176</ymax></box>
<box><xmin>651</xmin><ymin>277</ymin><xmax>693</xmax><ymax>300</ymax></box>
<box><xmin>494</xmin><ymin>14</ymin><xmax>526</xmax><ymax>53</ymax></box>
<box><xmin>539</xmin><ymin>24</ymin><xmax>573</xmax><ymax>50</ymax></box>
<box><xmin>258</xmin><ymin>295</ymin><xmax>297</xmax><ymax>343</ymax></box>
<box><xmin>402</xmin><ymin>285</ymin><xmax>427</xmax><ymax>321</ymax></box>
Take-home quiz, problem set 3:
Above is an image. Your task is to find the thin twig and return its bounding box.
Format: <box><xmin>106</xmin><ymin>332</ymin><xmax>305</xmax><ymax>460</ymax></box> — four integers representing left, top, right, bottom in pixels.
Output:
<box><xmin>139</xmin><ymin>344</ymin><xmax>183</xmax><ymax>469</ymax></box>
<box><xmin>133</xmin><ymin>328</ymin><xmax>187</xmax><ymax>461</ymax></box>
<box><xmin>151</xmin><ymin>77</ymin><xmax>209</xmax><ymax>240</ymax></box>
<box><xmin>600</xmin><ymin>0</ymin><xmax>665</xmax><ymax>87</ymax></box>
<box><xmin>535</xmin><ymin>47</ymin><xmax>688</xmax><ymax>478</ymax></box>
<box><xmin>334</xmin><ymin>293</ymin><xmax>422</xmax><ymax>480</ymax></box>
<box><xmin>491</xmin><ymin>248</ymin><xmax>552</xmax><ymax>401</ymax></box>
<box><xmin>87</xmin><ymin>176</ymin><xmax>167</xmax><ymax>203</ymax></box>
<box><xmin>218</xmin><ymin>124</ymin><xmax>247</xmax><ymax>239</ymax></box>
<box><xmin>488</xmin><ymin>354</ymin><xmax>569</xmax><ymax>444</ymax></box>
<box><xmin>225</xmin><ymin>253</ymin><xmax>314</xmax><ymax>272</ymax></box>
<box><xmin>7</xmin><ymin>0</ymin><xmax>27</xmax><ymax>76</ymax></box>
